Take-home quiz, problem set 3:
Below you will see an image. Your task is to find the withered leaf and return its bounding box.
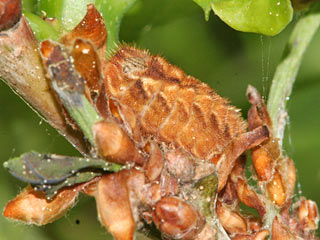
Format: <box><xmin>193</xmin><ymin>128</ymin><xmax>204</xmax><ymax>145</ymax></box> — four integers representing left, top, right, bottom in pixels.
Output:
<box><xmin>71</xmin><ymin>39</ymin><xmax>108</xmax><ymax>118</ymax></box>
<box><xmin>60</xmin><ymin>4</ymin><xmax>107</xmax><ymax>51</ymax></box>
<box><xmin>41</xmin><ymin>40</ymin><xmax>103</xmax><ymax>146</ymax></box>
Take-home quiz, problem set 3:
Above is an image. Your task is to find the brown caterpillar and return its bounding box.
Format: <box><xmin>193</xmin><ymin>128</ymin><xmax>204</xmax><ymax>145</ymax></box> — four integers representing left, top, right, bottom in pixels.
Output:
<box><xmin>39</xmin><ymin>4</ymin><xmax>268</xmax><ymax>239</ymax></box>
<box><xmin>3</xmin><ymin>3</ymin><xmax>318</xmax><ymax>240</ymax></box>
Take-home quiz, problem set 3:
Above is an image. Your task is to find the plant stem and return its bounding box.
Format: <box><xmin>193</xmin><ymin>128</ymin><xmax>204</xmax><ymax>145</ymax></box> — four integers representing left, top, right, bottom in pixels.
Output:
<box><xmin>0</xmin><ymin>17</ymin><xmax>89</xmax><ymax>154</ymax></box>
<box><xmin>267</xmin><ymin>5</ymin><xmax>320</xmax><ymax>144</ymax></box>
<box><xmin>51</xmin><ymin>83</ymin><xmax>102</xmax><ymax>148</ymax></box>
<box><xmin>95</xmin><ymin>0</ymin><xmax>137</xmax><ymax>53</ymax></box>
<box><xmin>23</xmin><ymin>11</ymin><xmax>60</xmax><ymax>41</ymax></box>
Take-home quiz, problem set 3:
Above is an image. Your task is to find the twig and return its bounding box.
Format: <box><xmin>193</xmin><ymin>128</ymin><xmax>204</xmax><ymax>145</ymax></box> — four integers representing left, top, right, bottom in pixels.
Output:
<box><xmin>267</xmin><ymin>4</ymin><xmax>320</xmax><ymax>145</ymax></box>
<box><xmin>0</xmin><ymin>17</ymin><xmax>89</xmax><ymax>154</ymax></box>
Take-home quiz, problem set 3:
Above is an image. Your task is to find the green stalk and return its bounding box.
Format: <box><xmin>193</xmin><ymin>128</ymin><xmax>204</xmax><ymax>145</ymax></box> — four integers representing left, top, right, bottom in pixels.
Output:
<box><xmin>267</xmin><ymin>5</ymin><xmax>320</xmax><ymax>144</ymax></box>
<box><xmin>51</xmin><ymin>81</ymin><xmax>102</xmax><ymax>147</ymax></box>
<box><xmin>23</xmin><ymin>12</ymin><xmax>60</xmax><ymax>41</ymax></box>
<box><xmin>95</xmin><ymin>0</ymin><xmax>137</xmax><ymax>53</ymax></box>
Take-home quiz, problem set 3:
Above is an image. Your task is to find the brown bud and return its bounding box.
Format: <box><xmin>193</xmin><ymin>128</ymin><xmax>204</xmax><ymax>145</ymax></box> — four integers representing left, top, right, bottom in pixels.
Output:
<box><xmin>297</xmin><ymin>198</ymin><xmax>319</xmax><ymax>231</ymax></box>
<box><xmin>140</xmin><ymin>182</ymin><xmax>161</xmax><ymax>205</ymax></box>
<box><xmin>235</xmin><ymin>178</ymin><xmax>266</xmax><ymax>218</ymax></box>
<box><xmin>217</xmin><ymin>125</ymin><xmax>269</xmax><ymax>191</ymax></box>
<box><xmin>247</xmin><ymin>85</ymin><xmax>282</xmax><ymax>185</ymax></box>
<box><xmin>194</xmin><ymin>223</ymin><xmax>216</xmax><ymax>240</ymax></box>
<box><xmin>247</xmin><ymin>217</ymin><xmax>262</xmax><ymax>233</ymax></box>
<box><xmin>95</xmin><ymin>171</ymin><xmax>135</xmax><ymax>240</ymax></box>
<box><xmin>71</xmin><ymin>39</ymin><xmax>108</xmax><ymax>117</ymax></box>
<box><xmin>80</xmin><ymin>177</ymin><xmax>100</xmax><ymax>196</ymax></box>
<box><xmin>272</xmin><ymin>216</ymin><xmax>296</xmax><ymax>240</ymax></box>
<box><xmin>216</xmin><ymin>200</ymin><xmax>247</xmax><ymax>234</ymax></box>
<box><xmin>219</xmin><ymin>178</ymin><xmax>238</xmax><ymax>206</ymax></box>
<box><xmin>127</xmin><ymin>169</ymin><xmax>162</xmax><ymax>205</ymax></box>
<box><xmin>247</xmin><ymin>85</ymin><xmax>272</xmax><ymax>129</ymax></box>
<box><xmin>145</xmin><ymin>142</ymin><xmax>164</xmax><ymax>181</ymax></box>
<box><xmin>152</xmin><ymin>197</ymin><xmax>202</xmax><ymax>239</ymax></box>
<box><xmin>251</xmin><ymin>146</ymin><xmax>276</xmax><ymax>181</ymax></box>
<box><xmin>253</xmin><ymin>230</ymin><xmax>270</xmax><ymax>240</ymax></box>
<box><xmin>3</xmin><ymin>184</ymin><xmax>82</xmax><ymax>225</ymax></box>
<box><xmin>93</xmin><ymin>121</ymin><xmax>145</xmax><ymax>165</ymax></box>
<box><xmin>60</xmin><ymin>3</ymin><xmax>107</xmax><ymax>55</ymax></box>
<box><xmin>266</xmin><ymin>170</ymin><xmax>286</xmax><ymax>206</ymax></box>
<box><xmin>0</xmin><ymin>0</ymin><xmax>21</xmax><ymax>31</ymax></box>
<box><xmin>277</xmin><ymin>157</ymin><xmax>296</xmax><ymax>201</ymax></box>
<box><xmin>232</xmin><ymin>230</ymin><xmax>269</xmax><ymax>240</ymax></box>
<box><xmin>165</xmin><ymin>149</ymin><xmax>195</xmax><ymax>182</ymax></box>
<box><xmin>160</xmin><ymin>170</ymin><xmax>179</xmax><ymax>197</ymax></box>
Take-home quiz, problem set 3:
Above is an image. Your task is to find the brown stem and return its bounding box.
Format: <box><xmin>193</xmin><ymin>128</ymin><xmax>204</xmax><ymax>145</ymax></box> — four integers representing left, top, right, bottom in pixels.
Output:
<box><xmin>0</xmin><ymin>0</ymin><xmax>21</xmax><ymax>31</ymax></box>
<box><xmin>0</xmin><ymin>16</ymin><xmax>88</xmax><ymax>154</ymax></box>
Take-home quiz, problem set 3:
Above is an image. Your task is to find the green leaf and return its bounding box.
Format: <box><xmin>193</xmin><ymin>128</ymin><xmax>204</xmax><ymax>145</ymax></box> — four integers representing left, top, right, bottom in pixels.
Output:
<box><xmin>194</xmin><ymin>0</ymin><xmax>293</xmax><ymax>36</ymax></box>
<box><xmin>95</xmin><ymin>0</ymin><xmax>137</xmax><ymax>52</ymax></box>
<box><xmin>43</xmin><ymin>172</ymin><xmax>102</xmax><ymax>198</ymax></box>
<box><xmin>22</xmin><ymin>0</ymin><xmax>37</xmax><ymax>12</ymax></box>
<box><xmin>3</xmin><ymin>152</ymin><xmax>121</xmax><ymax>198</ymax></box>
<box><xmin>36</xmin><ymin>0</ymin><xmax>96</xmax><ymax>31</ymax></box>
<box><xmin>3</xmin><ymin>152</ymin><xmax>120</xmax><ymax>185</ymax></box>
<box><xmin>23</xmin><ymin>12</ymin><xmax>60</xmax><ymax>41</ymax></box>
<box><xmin>193</xmin><ymin>0</ymin><xmax>212</xmax><ymax>21</ymax></box>
<box><xmin>35</xmin><ymin>0</ymin><xmax>137</xmax><ymax>53</ymax></box>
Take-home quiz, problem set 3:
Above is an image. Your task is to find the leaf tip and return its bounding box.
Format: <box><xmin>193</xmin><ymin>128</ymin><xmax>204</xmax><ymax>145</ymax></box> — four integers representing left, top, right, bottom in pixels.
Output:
<box><xmin>204</xmin><ymin>8</ymin><xmax>211</xmax><ymax>21</ymax></box>
<box><xmin>193</xmin><ymin>0</ymin><xmax>212</xmax><ymax>21</ymax></box>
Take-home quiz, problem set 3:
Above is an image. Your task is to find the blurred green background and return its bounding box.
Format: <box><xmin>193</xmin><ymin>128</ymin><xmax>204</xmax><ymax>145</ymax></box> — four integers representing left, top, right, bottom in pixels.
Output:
<box><xmin>0</xmin><ymin>0</ymin><xmax>319</xmax><ymax>239</ymax></box>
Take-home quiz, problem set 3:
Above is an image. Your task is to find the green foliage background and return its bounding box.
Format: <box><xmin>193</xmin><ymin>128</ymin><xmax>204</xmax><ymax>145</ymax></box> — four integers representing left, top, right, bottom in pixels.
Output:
<box><xmin>0</xmin><ymin>0</ymin><xmax>319</xmax><ymax>239</ymax></box>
